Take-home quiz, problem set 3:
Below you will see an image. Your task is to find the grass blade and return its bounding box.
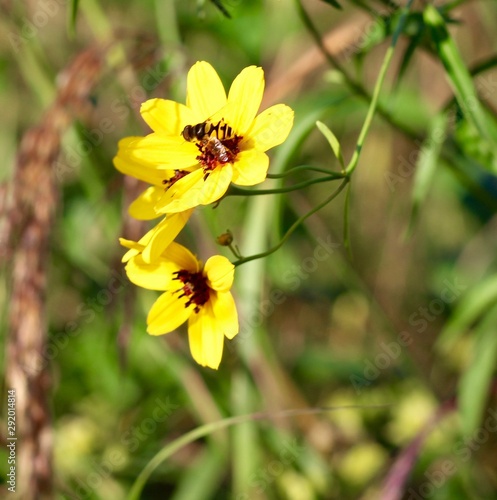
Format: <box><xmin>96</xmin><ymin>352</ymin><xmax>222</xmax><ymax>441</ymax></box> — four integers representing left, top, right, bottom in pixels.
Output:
<box><xmin>68</xmin><ymin>0</ymin><xmax>80</xmax><ymax>36</ymax></box>
<box><xmin>407</xmin><ymin>111</ymin><xmax>448</xmax><ymax>235</ymax></box>
<box><xmin>458</xmin><ymin>304</ymin><xmax>497</xmax><ymax>434</ymax></box>
<box><xmin>424</xmin><ymin>4</ymin><xmax>497</xmax><ymax>169</ymax></box>
<box><xmin>436</xmin><ymin>274</ymin><xmax>497</xmax><ymax>351</ymax></box>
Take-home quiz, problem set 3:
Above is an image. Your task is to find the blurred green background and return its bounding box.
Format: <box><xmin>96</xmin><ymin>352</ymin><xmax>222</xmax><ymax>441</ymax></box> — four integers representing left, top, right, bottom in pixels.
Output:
<box><xmin>2</xmin><ymin>0</ymin><xmax>497</xmax><ymax>498</ymax></box>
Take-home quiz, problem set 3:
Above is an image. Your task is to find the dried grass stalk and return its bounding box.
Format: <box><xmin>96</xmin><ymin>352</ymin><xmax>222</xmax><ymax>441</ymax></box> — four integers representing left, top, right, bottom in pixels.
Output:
<box><xmin>6</xmin><ymin>47</ymin><xmax>104</xmax><ymax>499</ymax></box>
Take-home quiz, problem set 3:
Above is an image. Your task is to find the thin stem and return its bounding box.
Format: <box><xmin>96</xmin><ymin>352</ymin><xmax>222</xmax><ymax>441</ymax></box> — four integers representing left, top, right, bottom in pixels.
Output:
<box><xmin>227</xmin><ymin>174</ymin><xmax>344</xmax><ymax>197</ymax></box>
<box><xmin>295</xmin><ymin>0</ymin><xmax>366</xmax><ymax>100</ymax></box>
<box><xmin>233</xmin><ymin>178</ymin><xmax>349</xmax><ymax>267</ymax></box>
<box><xmin>128</xmin><ymin>403</ymin><xmax>391</xmax><ymax>500</ymax></box>
<box><xmin>228</xmin><ymin>243</ymin><xmax>242</xmax><ymax>259</ymax></box>
<box><xmin>345</xmin><ymin>0</ymin><xmax>414</xmax><ymax>176</ymax></box>
<box><xmin>295</xmin><ymin>0</ymin><xmax>420</xmax><ymax>141</ymax></box>
<box><xmin>267</xmin><ymin>165</ymin><xmax>341</xmax><ymax>178</ymax></box>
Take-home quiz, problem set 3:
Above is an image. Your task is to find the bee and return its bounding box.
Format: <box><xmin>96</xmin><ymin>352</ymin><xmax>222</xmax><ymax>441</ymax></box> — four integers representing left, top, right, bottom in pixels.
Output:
<box><xmin>200</xmin><ymin>136</ymin><xmax>231</xmax><ymax>163</ymax></box>
<box><xmin>181</xmin><ymin>120</ymin><xmax>235</xmax><ymax>164</ymax></box>
<box><xmin>181</xmin><ymin>120</ymin><xmax>234</xmax><ymax>142</ymax></box>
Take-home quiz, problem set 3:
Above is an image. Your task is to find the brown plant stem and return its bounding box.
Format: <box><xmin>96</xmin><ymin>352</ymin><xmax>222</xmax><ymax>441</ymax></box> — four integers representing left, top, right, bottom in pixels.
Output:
<box><xmin>5</xmin><ymin>47</ymin><xmax>105</xmax><ymax>500</ymax></box>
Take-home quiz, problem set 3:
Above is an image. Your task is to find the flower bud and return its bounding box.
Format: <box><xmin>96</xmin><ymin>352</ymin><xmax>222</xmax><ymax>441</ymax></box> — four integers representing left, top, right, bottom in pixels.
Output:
<box><xmin>216</xmin><ymin>231</ymin><xmax>233</xmax><ymax>246</ymax></box>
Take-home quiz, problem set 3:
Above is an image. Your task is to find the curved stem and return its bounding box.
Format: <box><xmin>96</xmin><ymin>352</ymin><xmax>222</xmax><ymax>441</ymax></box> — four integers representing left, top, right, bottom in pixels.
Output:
<box><xmin>267</xmin><ymin>165</ymin><xmax>342</xmax><ymax>178</ymax></box>
<box><xmin>295</xmin><ymin>0</ymin><xmax>420</xmax><ymax>142</ymax></box>
<box><xmin>233</xmin><ymin>178</ymin><xmax>349</xmax><ymax>267</ymax></box>
<box><xmin>345</xmin><ymin>0</ymin><xmax>414</xmax><ymax>176</ymax></box>
<box><xmin>344</xmin><ymin>48</ymin><xmax>394</xmax><ymax>175</ymax></box>
<box><xmin>127</xmin><ymin>403</ymin><xmax>390</xmax><ymax>500</ymax></box>
<box><xmin>227</xmin><ymin>174</ymin><xmax>344</xmax><ymax>197</ymax></box>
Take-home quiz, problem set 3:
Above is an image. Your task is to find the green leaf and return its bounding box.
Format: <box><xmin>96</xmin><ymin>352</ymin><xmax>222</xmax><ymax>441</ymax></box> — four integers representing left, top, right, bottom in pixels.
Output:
<box><xmin>68</xmin><ymin>0</ymin><xmax>80</xmax><ymax>36</ymax></box>
<box><xmin>407</xmin><ymin>111</ymin><xmax>448</xmax><ymax>234</ymax></box>
<box><xmin>424</xmin><ymin>5</ymin><xmax>497</xmax><ymax>170</ymax></box>
<box><xmin>320</xmin><ymin>0</ymin><xmax>342</xmax><ymax>9</ymax></box>
<box><xmin>316</xmin><ymin>121</ymin><xmax>345</xmax><ymax>170</ymax></box>
<box><xmin>458</xmin><ymin>304</ymin><xmax>497</xmax><ymax>435</ymax></box>
<box><xmin>210</xmin><ymin>0</ymin><xmax>231</xmax><ymax>18</ymax></box>
<box><xmin>394</xmin><ymin>18</ymin><xmax>425</xmax><ymax>89</ymax></box>
<box><xmin>436</xmin><ymin>274</ymin><xmax>497</xmax><ymax>351</ymax></box>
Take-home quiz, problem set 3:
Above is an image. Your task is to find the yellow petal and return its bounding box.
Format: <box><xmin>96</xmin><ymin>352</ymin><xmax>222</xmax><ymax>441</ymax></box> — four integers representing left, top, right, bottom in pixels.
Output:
<box><xmin>158</xmin><ymin>240</ymin><xmax>200</xmax><ymax>273</ymax></box>
<box><xmin>242</xmin><ymin>104</ymin><xmax>294</xmax><ymax>152</ymax></box>
<box><xmin>231</xmin><ymin>149</ymin><xmax>269</xmax><ymax>186</ymax></box>
<box><xmin>113</xmin><ymin>154</ymin><xmax>169</xmax><ymax>186</ymax></box>
<box><xmin>140</xmin><ymin>98</ymin><xmax>201</xmax><ymax>136</ymax></box>
<box><xmin>125</xmin><ymin>255</ymin><xmax>178</xmax><ymax>291</ymax></box>
<box><xmin>187</xmin><ymin>313</ymin><xmax>206</xmax><ymax>366</ymax></box>
<box><xmin>141</xmin><ymin>210</ymin><xmax>193</xmax><ymax>263</ymax></box>
<box><xmin>198</xmin><ymin>165</ymin><xmax>233</xmax><ymax>205</ymax></box>
<box><xmin>120</xmin><ymin>237</ymin><xmax>147</xmax><ymax>251</ymax></box>
<box><xmin>211</xmin><ymin>291</ymin><xmax>239</xmax><ymax>339</ymax></box>
<box><xmin>129</xmin><ymin>186</ymin><xmax>165</xmax><ymax>220</ymax></box>
<box><xmin>188</xmin><ymin>304</ymin><xmax>225</xmax><ymax>369</ymax></box>
<box><xmin>119</xmin><ymin>238</ymin><xmax>147</xmax><ymax>263</ymax></box>
<box><xmin>186</xmin><ymin>61</ymin><xmax>227</xmax><ymax>120</ymax></box>
<box><xmin>204</xmin><ymin>255</ymin><xmax>234</xmax><ymax>291</ymax></box>
<box><xmin>147</xmin><ymin>290</ymin><xmax>194</xmax><ymax>335</ymax></box>
<box><xmin>113</xmin><ymin>138</ymin><xmax>167</xmax><ymax>185</ymax></box>
<box><xmin>155</xmin><ymin>166</ymin><xmax>232</xmax><ymax>214</ymax></box>
<box><xmin>124</xmin><ymin>134</ymin><xmax>199</xmax><ymax>169</ymax></box>
<box><xmin>225</xmin><ymin>66</ymin><xmax>264</xmax><ymax>135</ymax></box>
<box><xmin>155</xmin><ymin>169</ymin><xmax>206</xmax><ymax>214</ymax></box>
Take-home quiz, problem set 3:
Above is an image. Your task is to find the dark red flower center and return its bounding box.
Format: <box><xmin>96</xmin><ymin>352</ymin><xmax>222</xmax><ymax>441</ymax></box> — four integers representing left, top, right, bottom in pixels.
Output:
<box><xmin>196</xmin><ymin>135</ymin><xmax>242</xmax><ymax>178</ymax></box>
<box><xmin>173</xmin><ymin>270</ymin><xmax>210</xmax><ymax>313</ymax></box>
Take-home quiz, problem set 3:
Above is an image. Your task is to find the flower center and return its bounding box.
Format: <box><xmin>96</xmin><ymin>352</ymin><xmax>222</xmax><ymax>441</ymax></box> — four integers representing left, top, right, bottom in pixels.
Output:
<box><xmin>196</xmin><ymin>135</ymin><xmax>242</xmax><ymax>175</ymax></box>
<box><xmin>182</xmin><ymin>120</ymin><xmax>242</xmax><ymax>178</ymax></box>
<box><xmin>173</xmin><ymin>270</ymin><xmax>210</xmax><ymax>313</ymax></box>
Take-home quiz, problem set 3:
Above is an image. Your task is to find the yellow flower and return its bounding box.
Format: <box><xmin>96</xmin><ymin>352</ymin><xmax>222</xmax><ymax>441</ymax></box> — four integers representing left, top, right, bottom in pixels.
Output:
<box><xmin>124</xmin><ymin>240</ymin><xmax>238</xmax><ymax>370</ymax></box>
<box><xmin>113</xmin><ymin>61</ymin><xmax>294</xmax><ymax>216</ymax></box>
<box><xmin>119</xmin><ymin>209</ymin><xmax>193</xmax><ymax>264</ymax></box>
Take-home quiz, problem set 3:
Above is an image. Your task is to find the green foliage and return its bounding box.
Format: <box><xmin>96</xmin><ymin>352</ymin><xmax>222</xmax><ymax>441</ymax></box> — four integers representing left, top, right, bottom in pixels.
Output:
<box><xmin>320</xmin><ymin>0</ymin><xmax>343</xmax><ymax>9</ymax></box>
<box><xmin>316</xmin><ymin>120</ymin><xmax>345</xmax><ymax>170</ymax></box>
<box><xmin>3</xmin><ymin>0</ymin><xmax>497</xmax><ymax>499</ymax></box>
<box><xmin>68</xmin><ymin>0</ymin><xmax>80</xmax><ymax>36</ymax></box>
<box><xmin>424</xmin><ymin>4</ymin><xmax>497</xmax><ymax>171</ymax></box>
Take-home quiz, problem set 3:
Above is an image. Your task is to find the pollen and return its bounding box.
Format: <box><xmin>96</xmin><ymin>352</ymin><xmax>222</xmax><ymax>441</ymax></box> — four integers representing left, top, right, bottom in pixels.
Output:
<box><xmin>196</xmin><ymin>135</ymin><xmax>242</xmax><ymax>178</ymax></box>
<box><xmin>173</xmin><ymin>270</ymin><xmax>210</xmax><ymax>313</ymax></box>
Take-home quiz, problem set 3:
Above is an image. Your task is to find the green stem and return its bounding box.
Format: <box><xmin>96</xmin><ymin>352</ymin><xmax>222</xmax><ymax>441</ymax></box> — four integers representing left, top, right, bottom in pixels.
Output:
<box><xmin>228</xmin><ymin>243</ymin><xmax>242</xmax><ymax>259</ymax></box>
<box><xmin>267</xmin><ymin>165</ymin><xmax>341</xmax><ymax>178</ymax></box>
<box><xmin>295</xmin><ymin>0</ymin><xmax>370</xmax><ymax>106</ymax></box>
<box><xmin>230</xmin><ymin>0</ymin><xmax>413</xmax><ymax>267</ymax></box>
<box><xmin>227</xmin><ymin>174</ymin><xmax>344</xmax><ymax>197</ymax></box>
<box><xmin>345</xmin><ymin>0</ymin><xmax>414</xmax><ymax>176</ymax></box>
<box><xmin>127</xmin><ymin>403</ymin><xmax>390</xmax><ymax>500</ymax></box>
<box><xmin>233</xmin><ymin>178</ymin><xmax>349</xmax><ymax>267</ymax></box>
<box><xmin>296</xmin><ymin>0</ymin><xmax>420</xmax><ymax>141</ymax></box>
